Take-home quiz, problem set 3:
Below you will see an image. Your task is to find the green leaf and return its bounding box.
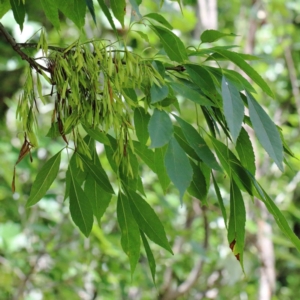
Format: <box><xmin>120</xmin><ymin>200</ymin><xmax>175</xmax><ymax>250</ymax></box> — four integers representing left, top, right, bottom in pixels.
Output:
<box><xmin>128</xmin><ymin>190</ymin><xmax>173</xmax><ymax>254</ymax></box>
<box><xmin>212</xmin><ymin>173</ymin><xmax>227</xmax><ymax>228</ymax></box>
<box><xmin>82</xmin><ymin>125</ymin><xmax>110</xmax><ymax>145</ymax></box>
<box><xmin>133</xmin><ymin>141</ymin><xmax>156</xmax><ymax>171</ymax></box>
<box><xmin>40</xmin><ymin>0</ymin><xmax>60</xmax><ymax>30</ymax></box>
<box><xmin>236</xmin><ymin>128</ymin><xmax>256</xmax><ymax>175</ymax></box>
<box><xmin>165</xmin><ymin>136</ymin><xmax>193</xmax><ymax>202</ymax></box>
<box><xmin>175</xmin><ymin>115</ymin><xmax>221</xmax><ymax>171</ymax></box>
<box><xmin>247</xmin><ymin>92</ymin><xmax>283</xmax><ymax>171</ymax></box>
<box><xmin>84</xmin><ymin>174</ymin><xmax>112</xmax><ymax>225</ymax></box>
<box><xmin>200</xmin><ymin>29</ymin><xmax>237</xmax><ymax>43</ymax></box>
<box><xmin>188</xmin><ymin>160</ymin><xmax>208</xmax><ymax>204</ymax></box>
<box><xmin>85</xmin><ymin>0</ymin><xmax>96</xmax><ymax>24</ymax></box>
<box><xmin>10</xmin><ymin>0</ymin><xmax>25</xmax><ymax>31</ymax></box>
<box><xmin>26</xmin><ymin>151</ymin><xmax>61</xmax><ymax>207</ymax></box>
<box><xmin>222</xmin><ymin>75</ymin><xmax>244</xmax><ymax>143</ymax></box>
<box><xmin>223</xmin><ymin>69</ymin><xmax>256</xmax><ymax>93</ymax></box>
<box><xmin>97</xmin><ymin>0</ymin><xmax>117</xmax><ymax>33</ymax></box>
<box><xmin>53</xmin><ymin>0</ymin><xmax>86</xmax><ymax>29</ymax></box>
<box><xmin>214</xmin><ymin>49</ymin><xmax>274</xmax><ymax>97</ymax></box>
<box><xmin>134</xmin><ymin>107</ymin><xmax>151</xmax><ymax>145</ymax></box>
<box><xmin>76</xmin><ymin>152</ymin><xmax>115</xmax><ymax>194</ymax></box>
<box><xmin>154</xmin><ymin>146</ymin><xmax>171</xmax><ymax>193</ymax></box>
<box><xmin>150</xmin><ymin>83</ymin><xmax>169</xmax><ymax>103</ymax></box>
<box><xmin>111</xmin><ymin>0</ymin><xmax>125</xmax><ymax>27</ymax></box>
<box><xmin>117</xmin><ymin>192</ymin><xmax>140</xmax><ymax>275</ymax></box>
<box><xmin>170</xmin><ymin>81</ymin><xmax>214</xmax><ymax>106</ymax></box>
<box><xmin>69</xmin><ymin>166</ymin><xmax>94</xmax><ymax>237</ymax></box>
<box><xmin>0</xmin><ymin>0</ymin><xmax>10</xmax><ymax>19</ymax></box>
<box><xmin>227</xmin><ymin>180</ymin><xmax>246</xmax><ymax>270</ymax></box>
<box><xmin>144</xmin><ymin>13</ymin><xmax>173</xmax><ymax>29</ymax></box>
<box><xmin>150</xmin><ymin>25</ymin><xmax>187</xmax><ymax>63</ymax></box>
<box><xmin>140</xmin><ymin>231</ymin><xmax>156</xmax><ymax>283</ymax></box>
<box><xmin>129</xmin><ymin>0</ymin><xmax>142</xmax><ymax>18</ymax></box>
<box><xmin>148</xmin><ymin>109</ymin><xmax>173</xmax><ymax>148</ymax></box>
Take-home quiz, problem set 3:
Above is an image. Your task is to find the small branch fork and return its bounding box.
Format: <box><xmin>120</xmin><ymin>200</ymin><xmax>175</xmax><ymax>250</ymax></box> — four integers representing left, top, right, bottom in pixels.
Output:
<box><xmin>0</xmin><ymin>22</ymin><xmax>49</xmax><ymax>73</ymax></box>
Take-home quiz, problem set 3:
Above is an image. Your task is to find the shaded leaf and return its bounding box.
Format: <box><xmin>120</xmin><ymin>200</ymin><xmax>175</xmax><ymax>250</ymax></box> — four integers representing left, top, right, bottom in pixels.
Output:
<box><xmin>85</xmin><ymin>0</ymin><xmax>96</xmax><ymax>24</ymax></box>
<box><xmin>10</xmin><ymin>0</ymin><xmax>25</xmax><ymax>31</ymax></box>
<box><xmin>97</xmin><ymin>0</ymin><xmax>117</xmax><ymax>34</ymax></box>
<box><xmin>26</xmin><ymin>151</ymin><xmax>61</xmax><ymax>207</ymax></box>
<box><xmin>212</xmin><ymin>173</ymin><xmax>227</xmax><ymax>228</ymax></box>
<box><xmin>150</xmin><ymin>25</ymin><xmax>187</xmax><ymax>63</ymax></box>
<box><xmin>148</xmin><ymin>109</ymin><xmax>173</xmax><ymax>148</ymax></box>
<box><xmin>129</xmin><ymin>0</ymin><xmax>142</xmax><ymax>18</ymax></box>
<box><xmin>128</xmin><ymin>190</ymin><xmax>173</xmax><ymax>254</ymax></box>
<box><xmin>144</xmin><ymin>13</ymin><xmax>173</xmax><ymax>29</ymax></box>
<box><xmin>164</xmin><ymin>136</ymin><xmax>193</xmax><ymax>202</ymax></box>
<box><xmin>134</xmin><ymin>107</ymin><xmax>151</xmax><ymax>145</ymax></box>
<box><xmin>133</xmin><ymin>141</ymin><xmax>156</xmax><ymax>171</ymax></box>
<box><xmin>175</xmin><ymin>115</ymin><xmax>221</xmax><ymax>171</ymax></box>
<box><xmin>83</xmin><ymin>125</ymin><xmax>111</xmax><ymax>145</ymax></box>
<box><xmin>201</xmin><ymin>29</ymin><xmax>237</xmax><ymax>43</ymax></box>
<box><xmin>117</xmin><ymin>192</ymin><xmax>140</xmax><ymax>275</ymax></box>
<box><xmin>150</xmin><ymin>83</ymin><xmax>169</xmax><ymax>103</ymax></box>
<box><xmin>222</xmin><ymin>75</ymin><xmax>244</xmax><ymax>143</ymax></box>
<box><xmin>154</xmin><ymin>146</ymin><xmax>171</xmax><ymax>193</ymax></box>
<box><xmin>41</xmin><ymin>0</ymin><xmax>60</xmax><ymax>30</ymax></box>
<box><xmin>247</xmin><ymin>92</ymin><xmax>283</xmax><ymax>171</ymax></box>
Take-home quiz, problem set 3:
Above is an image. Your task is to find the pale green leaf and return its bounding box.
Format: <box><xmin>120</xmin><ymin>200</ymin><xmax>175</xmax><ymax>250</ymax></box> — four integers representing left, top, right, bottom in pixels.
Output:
<box><xmin>82</xmin><ymin>125</ymin><xmax>111</xmax><ymax>145</ymax></box>
<box><xmin>26</xmin><ymin>151</ymin><xmax>61</xmax><ymax>207</ymax></box>
<box><xmin>164</xmin><ymin>136</ymin><xmax>193</xmax><ymax>202</ymax></box>
<box><xmin>200</xmin><ymin>29</ymin><xmax>237</xmax><ymax>43</ymax></box>
<box><xmin>128</xmin><ymin>190</ymin><xmax>173</xmax><ymax>254</ymax></box>
<box><xmin>148</xmin><ymin>109</ymin><xmax>173</xmax><ymax>148</ymax></box>
<box><xmin>134</xmin><ymin>107</ymin><xmax>150</xmax><ymax>144</ymax></box>
<box><xmin>175</xmin><ymin>115</ymin><xmax>221</xmax><ymax>171</ymax></box>
<box><xmin>150</xmin><ymin>25</ymin><xmax>187</xmax><ymax>63</ymax></box>
<box><xmin>117</xmin><ymin>192</ymin><xmax>140</xmax><ymax>275</ymax></box>
<box><xmin>222</xmin><ymin>75</ymin><xmax>244</xmax><ymax>143</ymax></box>
<box><xmin>247</xmin><ymin>92</ymin><xmax>283</xmax><ymax>171</ymax></box>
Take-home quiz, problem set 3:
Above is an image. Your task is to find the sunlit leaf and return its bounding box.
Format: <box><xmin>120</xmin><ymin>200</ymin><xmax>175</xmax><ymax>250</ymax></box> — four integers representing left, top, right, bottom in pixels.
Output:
<box><xmin>200</xmin><ymin>29</ymin><xmax>237</xmax><ymax>43</ymax></box>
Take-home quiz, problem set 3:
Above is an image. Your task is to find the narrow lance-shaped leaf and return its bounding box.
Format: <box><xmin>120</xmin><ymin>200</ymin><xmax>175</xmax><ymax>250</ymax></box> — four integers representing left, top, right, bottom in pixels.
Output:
<box><xmin>175</xmin><ymin>115</ymin><xmax>221</xmax><ymax>171</ymax></box>
<box><xmin>144</xmin><ymin>13</ymin><xmax>173</xmax><ymax>29</ymax></box>
<box><xmin>97</xmin><ymin>0</ymin><xmax>118</xmax><ymax>34</ymax></box>
<box><xmin>10</xmin><ymin>0</ymin><xmax>25</xmax><ymax>31</ymax></box>
<box><xmin>154</xmin><ymin>146</ymin><xmax>171</xmax><ymax>193</ymax></box>
<box><xmin>26</xmin><ymin>151</ymin><xmax>62</xmax><ymax>207</ymax></box>
<box><xmin>222</xmin><ymin>75</ymin><xmax>244</xmax><ymax>143</ymax></box>
<box><xmin>200</xmin><ymin>29</ymin><xmax>237</xmax><ymax>43</ymax></box>
<box><xmin>212</xmin><ymin>173</ymin><xmax>227</xmax><ymax>228</ymax></box>
<box><xmin>128</xmin><ymin>190</ymin><xmax>173</xmax><ymax>254</ymax></box>
<box><xmin>150</xmin><ymin>25</ymin><xmax>187</xmax><ymax>63</ymax></box>
<box><xmin>0</xmin><ymin>0</ymin><xmax>11</xmax><ymax>19</ymax></box>
<box><xmin>164</xmin><ymin>136</ymin><xmax>193</xmax><ymax>203</ymax></box>
<box><xmin>140</xmin><ymin>231</ymin><xmax>156</xmax><ymax>284</ymax></box>
<box><xmin>85</xmin><ymin>0</ymin><xmax>96</xmax><ymax>24</ymax></box>
<box><xmin>129</xmin><ymin>0</ymin><xmax>142</xmax><ymax>18</ymax></box>
<box><xmin>41</xmin><ymin>0</ymin><xmax>60</xmax><ymax>30</ymax></box>
<box><xmin>247</xmin><ymin>92</ymin><xmax>283</xmax><ymax>171</ymax></box>
<box><xmin>111</xmin><ymin>0</ymin><xmax>125</xmax><ymax>27</ymax></box>
<box><xmin>148</xmin><ymin>109</ymin><xmax>173</xmax><ymax>148</ymax></box>
<box><xmin>69</xmin><ymin>163</ymin><xmax>94</xmax><ymax>237</ymax></box>
<box><xmin>134</xmin><ymin>107</ymin><xmax>150</xmax><ymax>145</ymax></box>
<box><xmin>117</xmin><ymin>192</ymin><xmax>141</xmax><ymax>275</ymax></box>
<box><xmin>228</xmin><ymin>180</ymin><xmax>246</xmax><ymax>270</ymax></box>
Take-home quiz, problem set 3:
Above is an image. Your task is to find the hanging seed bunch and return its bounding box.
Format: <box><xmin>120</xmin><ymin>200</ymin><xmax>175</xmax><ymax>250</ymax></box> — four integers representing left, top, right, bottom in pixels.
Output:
<box><xmin>16</xmin><ymin>34</ymin><xmax>165</xmax><ymax>172</ymax></box>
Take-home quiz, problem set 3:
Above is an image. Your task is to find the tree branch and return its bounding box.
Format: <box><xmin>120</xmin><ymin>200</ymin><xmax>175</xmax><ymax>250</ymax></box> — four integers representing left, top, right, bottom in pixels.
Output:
<box><xmin>0</xmin><ymin>22</ymin><xmax>49</xmax><ymax>73</ymax></box>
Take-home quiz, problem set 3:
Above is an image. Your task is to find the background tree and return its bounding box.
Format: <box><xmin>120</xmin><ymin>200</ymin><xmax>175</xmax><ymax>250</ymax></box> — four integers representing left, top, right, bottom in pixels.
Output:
<box><xmin>0</xmin><ymin>1</ymin><xmax>300</xmax><ymax>299</ymax></box>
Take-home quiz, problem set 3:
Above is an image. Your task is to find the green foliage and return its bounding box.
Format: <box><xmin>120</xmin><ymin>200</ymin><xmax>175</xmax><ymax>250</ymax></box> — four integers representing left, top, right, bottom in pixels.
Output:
<box><xmin>0</xmin><ymin>0</ymin><xmax>299</xmax><ymax>284</ymax></box>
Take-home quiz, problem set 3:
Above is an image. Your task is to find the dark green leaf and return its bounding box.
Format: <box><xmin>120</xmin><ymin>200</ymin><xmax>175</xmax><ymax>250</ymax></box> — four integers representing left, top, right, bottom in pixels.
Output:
<box><xmin>188</xmin><ymin>160</ymin><xmax>208</xmax><ymax>204</ymax></box>
<box><xmin>111</xmin><ymin>0</ymin><xmax>125</xmax><ymax>27</ymax></box>
<box><xmin>212</xmin><ymin>173</ymin><xmax>227</xmax><ymax>228</ymax></box>
<box><xmin>214</xmin><ymin>49</ymin><xmax>274</xmax><ymax>97</ymax></box>
<box><xmin>236</xmin><ymin>128</ymin><xmax>256</xmax><ymax>175</ymax></box>
<box><xmin>0</xmin><ymin>0</ymin><xmax>10</xmax><ymax>19</ymax></box>
<box><xmin>164</xmin><ymin>136</ymin><xmax>193</xmax><ymax>202</ymax></box>
<box><xmin>27</xmin><ymin>151</ymin><xmax>61</xmax><ymax>207</ymax></box>
<box><xmin>83</xmin><ymin>125</ymin><xmax>111</xmax><ymax>145</ymax></box>
<box><xmin>134</xmin><ymin>107</ymin><xmax>150</xmax><ymax>145</ymax></box>
<box><xmin>41</xmin><ymin>0</ymin><xmax>60</xmax><ymax>30</ymax></box>
<box><xmin>69</xmin><ymin>167</ymin><xmax>94</xmax><ymax>237</ymax></box>
<box><xmin>97</xmin><ymin>0</ymin><xmax>117</xmax><ymax>33</ymax></box>
<box><xmin>150</xmin><ymin>83</ymin><xmax>169</xmax><ymax>103</ymax></box>
<box><xmin>148</xmin><ymin>109</ymin><xmax>173</xmax><ymax>148</ymax></box>
<box><xmin>228</xmin><ymin>180</ymin><xmax>246</xmax><ymax>270</ymax></box>
<box><xmin>170</xmin><ymin>81</ymin><xmax>214</xmax><ymax>106</ymax></box>
<box><xmin>133</xmin><ymin>141</ymin><xmax>156</xmax><ymax>171</ymax></box>
<box><xmin>144</xmin><ymin>13</ymin><xmax>173</xmax><ymax>29</ymax></box>
<box><xmin>150</xmin><ymin>25</ymin><xmax>187</xmax><ymax>63</ymax></box>
<box><xmin>84</xmin><ymin>174</ymin><xmax>112</xmax><ymax>225</ymax></box>
<box><xmin>200</xmin><ymin>29</ymin><xmax>237</xmax><ymax>43</ymax></box>
<box><xmin>175</xmin><ymin>115</ymin><xmax>221</xmax><ymax>171</ymax></box>
<box><xmin>154</xmin><ymin>146</ymin><xmax>170</xmax><ymax>193</ymax></box>
<box><xmin>128</xmin><ymin>190</ymin><xmax>173</xmax><ymax>254</ymax></box>
<box><xmin>117</xmin><ymin>192</ymin><xmax>140</xmax><ymax>275</ymax></box>
<box><xmin>140</xmin><ymin>231</ymin><xmax>156</xmax><ymax>283</ymax></box>
<box><xmin>10</xmin><ymin>0</ymin><xmax>25</xmax><ymax>31</ymax></box>
<box><xmin>222</xmin><ymin>75</ymin><xmax>244</xmax><ymax>143</ymax></box>
<box><xmin>76</xmin><ymin>152</ymin><xmax>115</xmax><ymax>194</ymax></box>
<box><xmin>247</xmin><ymin>92</ymin><xmax>283</xmax><ymax>171</ymax></box>
<box><xmin>85</xmin><ymin>0</ymin><xmax>96</xmax><ymax>24</ymax></box>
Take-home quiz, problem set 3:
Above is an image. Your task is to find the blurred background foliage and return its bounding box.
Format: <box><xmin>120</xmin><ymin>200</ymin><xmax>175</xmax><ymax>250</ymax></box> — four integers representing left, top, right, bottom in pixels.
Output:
<box><xmin>1</xmin><ymin>0</ymin><xmax>300</xmax><ymax>299</ymax></box>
